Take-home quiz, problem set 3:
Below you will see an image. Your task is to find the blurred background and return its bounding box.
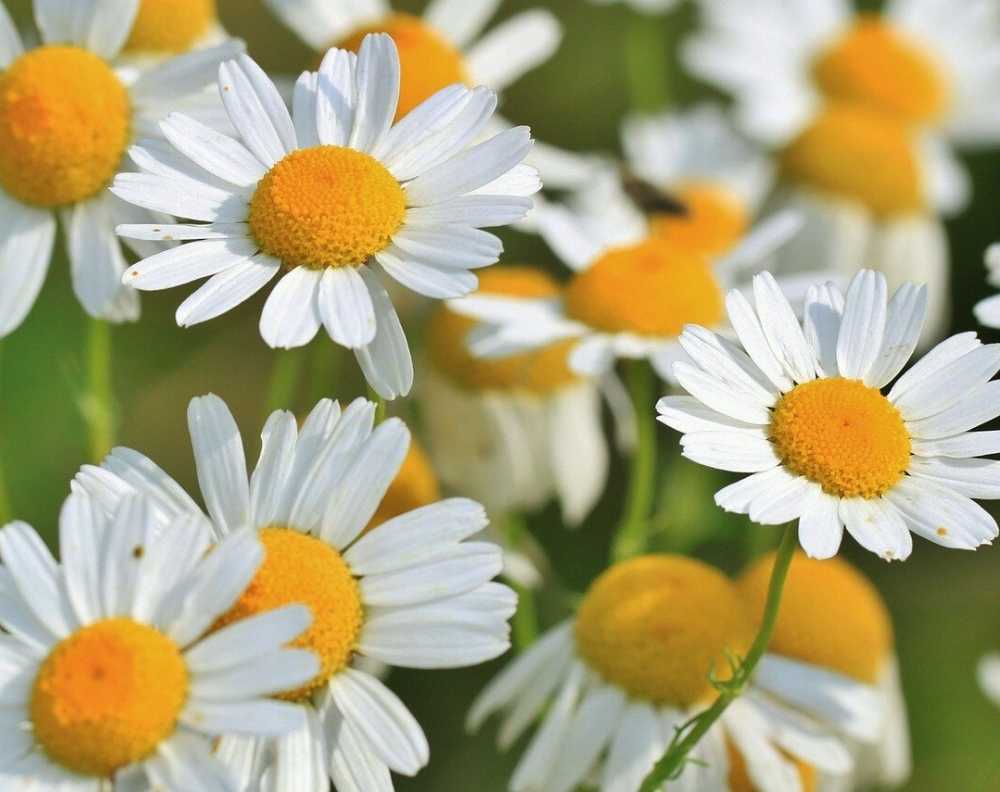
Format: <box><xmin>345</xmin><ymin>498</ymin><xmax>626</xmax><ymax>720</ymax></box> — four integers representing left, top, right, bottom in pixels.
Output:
<box><xmin>2</xmin><ymin>0</ymin><xmax>1000</xmax><ymax>789</ymax></box>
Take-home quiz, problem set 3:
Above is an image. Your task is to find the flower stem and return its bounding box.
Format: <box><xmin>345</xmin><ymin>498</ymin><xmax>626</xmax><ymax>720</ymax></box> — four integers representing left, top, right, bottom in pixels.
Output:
<box><xmin>366</xmin><ymin>385</ymin><xmax>388</xmax><ymax>425</ymax></box>
<box><xmin>638</xmin><ymin>523</ymin><xmax>799</xmax><ymax>791</ymax></box>
<box><xmin>611</xmin><ymin>360</ymin><xmax>658</xmax><ymax>561</ymax></box>
<box><xmin>505</xmin><ymin>513</ymin><xmax>539</xmax><ymax>652</ymax></box>
<box><xmin>82</xmin><ymin>318</ymin><xmax>115</xmax><ymax>463</ymax></box>
<box><xmin>625</xmin><ymin>9</ymin><xmax>671</xmax><ymax>113</ymax></box>
<box><xmin>264</xmin><ymin>348</ymin><xmax>307</xmax><ymax>418</ymax></box>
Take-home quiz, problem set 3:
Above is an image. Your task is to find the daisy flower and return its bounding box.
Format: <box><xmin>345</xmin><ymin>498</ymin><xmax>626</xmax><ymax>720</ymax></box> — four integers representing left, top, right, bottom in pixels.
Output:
<box><xmin>739</xmin><ymin>551</ymin><xmax>911</xmax><ymax>790</ymax></box>
<box><xmin>973</xmin><ymin>243</ymin><xmax>1000</xmax><ymax>329</ymax></box>
<box><xmin>110</xmin><ymin>37</ymin><xmax>537</xmax><ymax>400</ymax></box>
<box><xmin>0</xmin><ymin>493</ymin><xmax>318</xmax><ymax>790</ymax></box>
<box><xmin>73</xmin><ymin>394</ymin><xmax>516</xmax><ymax>791</ymax></box>
<box><xmin>657</xmin><ymin>268</ymin><xmax>1000</xmax><ymax>561</ymax></box>
<box><xmin>0</xmin><ymin>0</ymin><xmax>241</xmax><ymax>338</ymax></box>
<box><xmin>449</xmin><ymin>169</ymin><xmax>802</xmax><ymax>383</ymax></box>
<box><xmin>469</xmin><ymin>554</ymin><xmax>847</xmax><ymax>791</ymax></box>
<box><xmin>423</xmin><ymin>266</ymin><xmax>611</xmax><ymax>527</ymax></box>
<box><xmin>121</xmin><ymin>0</ymin><xmax>227</xmax><ymax>61</ymax></box>
<box><xmin>262</xmin><ymin>0</ymin><xmax>593</xmax><ymax>189</ymax></box>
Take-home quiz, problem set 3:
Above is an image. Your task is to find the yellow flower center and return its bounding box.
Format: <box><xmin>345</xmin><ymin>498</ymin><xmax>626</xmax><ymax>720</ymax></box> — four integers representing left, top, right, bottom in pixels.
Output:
<box><xmin>648</xmin><ymin>184</ymin><xmax>750</xmax><ymax>259</ymax></box>
<box><xmin>0</xmin><ymin>46</ymin><xmax>131</xmax><ymax>208</ymax></box>
<box><xmin>770</xmin><ymin>378</ymin><xmax>911</xmax><ymax>499</ymax></box>
<box><xmin>729</xmin><ymin>742</ymin><xmax>817</xmax><ymax>792</ymax></box>
<box><xmin>214</xmin><ymin>528</ymin><xmax>363</xmax><ymax>701</ymax></box>
<box><xmin>339</xmin><ymin>13</ymin><xmax>469</xmax><ymax>120</ymax></box>
<box><xmin>428</xmin><ymin>267</ymin><xmax>582</xmax><ymax>393</ymax></box>
<box><xmin>739</xmin><ymin>552</ymin><xmax>893</xmax><ymax>684</ymax></box>
<box><xmin>574</xmin><ymin>555</ymin><xmax>753</xmax><ymax>707</ymax></box>
<box><xmin>365</xmin><ymin>440</ymin><xmax>441</xmax><ymax>532</ymax></box>
<box><xmin>813</xmin><ymin>15</ymin><xmax>949</xmax><ymax>125</ymax></box>
<box><xmin>123</xmin><ymin>0</ymin><xmax>217</xmax><ymax>54</ymax></box>
<box><xmin>564</xmin><ymin>238</ymin><xmax>724</xmax><ymax>338</ymax></box>
<box><xmin>30</xmin><ymin>619</ymin><xmax>187</xmax><ymax>778</ymax></box>
<box><xmin>249</xmin><ymin>146</ymin><xmax>406</xmax><ymax>270</ymax></box>
<box><xmin>780</xmin><ymin>103</ymin><xmax>924</xmax><ymax>217</ymax></box>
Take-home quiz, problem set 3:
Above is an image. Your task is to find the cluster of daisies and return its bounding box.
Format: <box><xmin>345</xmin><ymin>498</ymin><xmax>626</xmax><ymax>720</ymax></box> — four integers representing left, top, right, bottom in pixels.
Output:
<box><xmin>2</xmin><ymin>0</ymin><xmax>1000</xmax><ymax>790</ymax></box>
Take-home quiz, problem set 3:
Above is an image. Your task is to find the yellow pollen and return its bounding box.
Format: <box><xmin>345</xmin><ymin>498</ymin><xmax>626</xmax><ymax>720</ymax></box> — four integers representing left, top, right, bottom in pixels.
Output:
<box><xmin>338</xmin><ymin>14</ymin><xmax>469</xmax><ymax>120</ymax></box>
<box><xmin>428</xmin><ymin>267</ymin><xmax>582</xmax><ymax>393</ymax></box>
<box><xmin>813</xmin><ymin>15</ymin><xmax>949</xmax><ymax>125</ymax></box>
<box><xmin>123</xmin><ymin>0</ymin><xmax>217</xmax><ymax>54</ymax></box>
<box><xmin>564</xmin><ymin>238</ymin><xmax>724</xmax><ymax>338</ymax></box>
<box><xmin>770</xmin><ymin>377</ymin><xmax>911</xmax><ymax>499</ymax></box>
<box><xmin>30</xmin><ymin>619</ymin><xmax>187</xmax><ymax>778</ymax></box>
<box><xmin>780</xmin><ymin>103</ymin><xmax>925</xmax><ymax>217</ymax></box>
<box><xmin>214</xmin><ymin>527</ymin><xmax>363</xmax><ymax>701</ymax></box>
<box><xmin>249</xmin><ymin>146</ymin><xmax>406</xmax><ymax>270</ymax></box>
<box><xmin>365</xmin><ymin>440</ymin><xmax>441</xmax><ymax>532</ymax></box>
<box><xmin>0</xmin><ymin>46</ymin><xmax>131</xmax><ymax>208</ymax></box>
<box><xmin>648</xmin><ymin>184</ymin><xmax>750</xmax><ymax>259</ymax></box>
<box><xmin>574</xmin><ymin>555</ymin><xmax>753</xmax><ymax>707</ymax></box>
<box><xmin>728</xmin><ymin>742</ymin><xmax>817</xmax><ymax>792</ymax></box>
<box><xmin>739</xmin><ymin>552</ymin><xmax>893</xmax><ymax>684</ymax></box>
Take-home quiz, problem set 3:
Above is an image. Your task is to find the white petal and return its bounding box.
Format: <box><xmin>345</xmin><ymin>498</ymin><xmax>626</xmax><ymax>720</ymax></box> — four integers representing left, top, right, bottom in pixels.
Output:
<box><xmin>673</xmin><ymin>361</ymin><xmax>772</xmax><ymax>424</ymax></box>
<box><xmin>545</xmin><ymin>684</ymin><xmax>627</xmax><ymax>792</ymax></box>
<box><xmin>727</xmin><ymin>288</ymin><xmax>795</xmax><ymax>391</ymax></box>
<box><xmin>219</xmin><ymin>55</ymin><xmax>296</xmax><ymax>167</ymax></box>
<box><xmin>839</xmin><ymin>497</ymin><xmax>912</xmax><ymax>562</ymax></box>
<box><xmin>747</xmin><ymin>474</ymin><xmax>815</xmax><ymax>524</ymax></box>
<box><xmin>424</xmin><ymin>0</ymin><xmax>500</xmax><ymax>46</ymax></box>
<box><xmin>885</xmin><ymin>477</ymin><xmax>998</xmax><ymax>550</ymax></box>
<box><xmin>911</xmin><ymin>431</ymin><xmax>1000</xmax><ymax>458</ymax></box>
<box><xmin>376</xmin><ymin>249</ymin><xmax>478</xmax><ymax>299</ymax></box>
<box><xmin>192</xmin><ymin>647</ymin><xmax>318</xmax><ymax>700</ymax></box>
<box><xmin>292</xmin><ymin>70</ymin><xmax>321</xmax><ymax>149</ymax></box>
<box><xmin>752</xmin><ymin>271</ymin><xmax>817</xmax><ymax>384</ymax></box>
<box><xmin>798</xmin><ymin>490</ymin><xmax>844</xmax><ymax>559</ymax></box>
<box><xmin>714</xmin><ymin>466</ymin><xmax>796</xmax><ymax>515</ymax></box>
<box><xmin>111</xmin><ymin>172</ymin><xmax>248</xmax><ymax>223</ymax></box>
<box><xmin>316</xmin><ymin>48</ymin><xmax>357</xmax><ymax>147</ymax></box>
<box><xmin>181</xmin><ymin>698</ymin><xmax>306</xmax><ymax>737</ymax></box>
<box><xmin>185</xmin><ymin>604</ymin><xmax>312</xmax><ymax>673</ymax></box>
<box><xmin>892</xmin><ymin>344</ymin><xmax>1000</xmax><ymax>422</ymax></box>
<box><xmin>354</xmin><ymin>267</ymin><xmax>413</xmax><ymax>399</ymax></box>
<box><xmin>349</xmin><ymin>33</ymin><xmax>400</xmax><ymax>153</ymax></box>
<box><xmin>260</xmin><ymin>267</ymin><xmax>323</xmax><ymax>349</ymax></box>
<box><xmin>598</xmin><ymin>701</ymin><xmax>664</xmax><ymax>792</ymax></box>
<box><xmin>176</xmin><ymin>252</ymin><xmax>280</xmax><ymax>327</ymax></box>
<box><xmin>187</xmin><ymin>394</ymin><xmax>250</xmax><ymax>533</ymax></box>
<box><xmin>888</xmin><ymin>332</ymin><xmax>982</xmax><ymax>404</ymax></box>
<box><xmin>160</xmin><ymin>112</ymin><xmax>266</xmax><ymax>188</ymax></box>
<box><xmin>63</xmin><ymin>197</ymin><xmax>133</xmax><ymax>320</ymax></box>
<box><xmin>319</xmin><ymin>266</ymin><xmax>377</xmax><ymax>348</ymax></box>
<box><xmin>0</xmin><ymin>521</ymin><xmax>73</xmax><ymax>639</ymax></box>
<box><xmin>836</xmin><ymin>270</ymin><xmax>887</xmax><ymax>381</ymax></box>
<box><xmin>464</xmin><ymin>10</ymin><xmax>561</xmax><ymax>90</ymax></box>
<box><xmin>0</xmin><ymin>192</ymin><xmax>55</xmax><ymax>338</ymax></box>
<box><xmin>802</xmin><ymin>282</ymin><xmax>844</xmax><ymax>378</ymax></box>
<box><xmin>681</xmin><ymin>431</ymin><xmax>779</xmax><ymax>473</ymax></box>
<box><xmin>908</xmin><ymin>457</ymin><xmax>1000</xmax><ymax>499</ymax></box>
<box><xmin>123</xmin><ymin>237</ymin><xmax>258</xmax><ymax>291</ymax></box>
<box><xmin>656</xmin><ymin>395</ymin><xmax>763</xmax><ymax>435</ymax></box>
<box><xmin>864</xmin><ymin>282</ymin><xmax>927</xmax><ymax>388</ymax></box>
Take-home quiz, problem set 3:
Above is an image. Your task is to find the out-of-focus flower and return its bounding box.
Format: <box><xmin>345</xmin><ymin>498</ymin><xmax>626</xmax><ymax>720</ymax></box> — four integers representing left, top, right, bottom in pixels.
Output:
<box><xmin>449</xmin><ymin>169</ymin><xmax>803</xmax><ymax>383</ymax></box>
<box><xmin>111</xmin><ymin>37</ymin><xmax>537</xmax><ymax>400</ymax></box>
<box><xmin>469</xmin><ymin>555</ymin><xmax>845</xmax><ymax>791</ymax></box>
<box><xmin>0</xmin><ymin>0</ymin><xmax>241</xmax><ymax>338</ymax></box>
<box><xmin>121</xmin><ymin>0</ymin><xmax>227</xmax><ymax>61</ymax></box>
<box><xmin>423</xmin><ymin>266</ymin><xmax>610</xmax><ymax>527</ymax></box>
<box><xmin>73</xmin><ymin>394</ymin><xmax>516</xmax><ymax>791</ymax></box>
<box><xmin>0</xmin><ymin>494</ymin><xmax>317</xmax><ymax>790</ymax></box>
<box><xmin>658</xmin><ymin>268</ymin><xmax>1000</xmax><ymax>560</ymax></box>
<box><xmin>973</xmin><ymin>243</ymin><xmax>1000</xmax><ymax>329</ymax></box>
<box><xmin>739</xmin><ymin>552</ymin><xmax>911</xmax><ymax>790</ymax></box>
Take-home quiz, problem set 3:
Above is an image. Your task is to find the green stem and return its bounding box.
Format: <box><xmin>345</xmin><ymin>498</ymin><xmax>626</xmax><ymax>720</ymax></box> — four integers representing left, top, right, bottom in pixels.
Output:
<box><xmin>625</xmin><ymin>10</ymin><xmax>671</xmax><ymax>113</ymax></box>
<box><xmin>82</xmin><ymin>318</ymin><xmax>115</xmax><ymax>463</ymax></box>
<box><xmin>505</xmin><ymin>514</ymin><xmax>539</xmax><ymax>652</ymax></box>
<box><xmin>611</xmin><ymin>361</ymin><xmax>658</xmax><ymax>562</ymax></box>
<box><xmin>0</xmin><ymin>342</ymin><xmax>10</xmax><ymax>524</ymax></box>
<box><xmin>264</xmin><ymin>349</ymin><xmax>307</xmax><ymax>417</ymax></box>
<box><xmin>366</xmin><ymin>385</ymin><xmax>388</xmax><ymax>425</ymax></box>
<box><xmin>639</xmin><ymin>523</ymin><xmax>799</xmax><ymax>791</ymax></box>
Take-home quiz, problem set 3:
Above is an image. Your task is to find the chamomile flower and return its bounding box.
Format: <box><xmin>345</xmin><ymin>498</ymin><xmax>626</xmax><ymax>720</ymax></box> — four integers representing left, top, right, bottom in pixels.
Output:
<box><xmin>111</xmin><ymin>37</ymin><xmax>537</xmax><ymax>400</ymax></box>
<box><xmin>423</xmin><ymin>266</ymin><xmax>610</xmax><ymax>527</ymax></box>
<box><xmin>0</xmin><ymin>0</ymin><xmax>241</xmax><ymax>338</ymax></box>
<box><xmin>657</xmin><ymin>268</ymin><xmax>1000</xmax><ymax>561</ymax></box>
<box><xmin>73</xmin><ymin>394</ymin><xmax>516</xmax><ymax>791</ymax></box>
<box><xmin>449</xmin><ymin>170</ymin><xmax>802</xmax><ymax>383</ymax></box>
<box><xmin>122</xmin><ymin>0</ymin><xmax>227</xmax><ymax>61</ymax></box>
<box><xmin>973</xmin><ymin>243</ymin><xmax>1000</xmax><ymax>329</ymax></box>
<box><xmin>739</xmin><ymin>552</ymin><xmax>910</xmax><ymax>790</ymax></box>
<box><xmin>469</xmin><ymin>555</ymin><xmax>845</xmax><ymax>791</ymax></box>
<box><xmin>0</xmin><ymin>493</ymin><xmax>318</xmax><ymax>791</ymax></box>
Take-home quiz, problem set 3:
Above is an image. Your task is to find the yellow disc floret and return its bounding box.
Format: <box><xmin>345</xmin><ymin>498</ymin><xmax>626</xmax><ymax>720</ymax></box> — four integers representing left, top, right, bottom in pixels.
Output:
<box><xmin>813</xmin><ymin>15</ymin><xmax>949</xmax><ymax>125</ymax></box>
<box><xmin>564</xmin><ymin>239</ymin><xmax>724</xmax><ymax>338</ymax></box>
<box><xmin>31</xmin><ymin>619</ymin><xmax>187</xmax><ymax>777</ymax></box>
<box><xmin>738</xmin><ymin>551</ymin><xmax>893</xmax><ymax>683</ymax></box>
<box><xmin>428</xmin><ymin>267</ymin><xmax>582</xmax><ymax>393</ymax></box>
<box><xmin>0</xmin><ymin>46</ymin><xmax>131</xmax><ymax>208</ymax></box>
<box><xmin>366</xmin><ymin>440</ymin><xmax>441</xmax><ymax>532</ymax></box>
<box><xmin>124</xmin><ymin>0</ymin><xmax>217</xmax><ymax>54</ymax></box>
<box><xmin>339</xmin><ymin>14</ymin><xmax>468</xmax><ymax>120</ymax></box>
<box><xmin>214</xmin><ymin>527</ymin><xmax>363</xmax><ymax>700</ymax></box>
<box><xmin>249</xmin><ymin>146</ymin><xmax>406</xmax><ymax>270</ymax></box>
<box><xmin>648</xmin><ymin>184</ymin><xmax>750</xmax><ymax>259</ymax></box>
<box><xmin>770</xmin><ymin>377</ymin><xmax>911</xmax><ymax>499</ymax></box>
<box><xmin>574</xmin><ymin>555</ymin><xmax>753</xmax><ymax>706</ymax></box>
<box><xmin>780</xmin><ymin>103</ymin><xmax>925</xmax><ymax>217</ymax></box>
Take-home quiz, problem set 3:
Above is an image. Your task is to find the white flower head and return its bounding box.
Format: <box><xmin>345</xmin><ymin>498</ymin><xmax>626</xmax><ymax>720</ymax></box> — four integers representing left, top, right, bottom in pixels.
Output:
<box><xmin>111</xmin><ymin>35</ymin><xmax>538</xmax><ymax>399</ymax></box>
<box><xmin>659</xmin><ymin>268</ymin><xmax>1000</xmax><ymax>560</ymax></box>
<box><xmin>73</xmin><ymin>394</ymin><xmax>516</xmax><ymax>791</ymax></box>
<box><xmin>0</xmin><ymin>0</ymin><xmax>243</xmax><ymax>338</ymax></box>
<box><xmin>0</xmin><ymin>494</ymin><xmax>317</xmax><ymax>790</ymax></box>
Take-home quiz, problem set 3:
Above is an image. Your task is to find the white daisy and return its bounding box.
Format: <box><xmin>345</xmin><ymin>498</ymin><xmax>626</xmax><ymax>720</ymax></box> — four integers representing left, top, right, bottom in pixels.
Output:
<box><xmin>262</xmin><ymin>0</ymin><xmax>594</xmax><ymax>189</ymax></box>
<box><xmin>0</xmin><ymin>0</ymin><xmax>242</xmax><ymax>338</ymax></box>
<box><xmin>973</xmin><ymin>243</ymin><xmax>1000</xmax><ymax>329</ymax></box>
<box><xmin>448</xmin><ymin>168</ymin><xmax>803</xmax><ymax>383</ymax></box>
<box><xmin>657</xmin><ymin>268</ymin><xmax>1000</xmax><ymax>561</ymax></box>
<box><xmin>110</xmin><ymin>36</ymin><xmax>537</xmax><ymax>400</ymax></box>
<box><xmin>72</xmin><ymin>394</ymin><xmax>516</xmax><ymax>791</ymax></box>
<box><xmin>738</xmin><ymin>551</ymin><xmax>911</xmax><ymax>791</ymax></box>
<box><xmin>0</xmin><ymin>493</ymin><xmax>318</xmax><ymax>791</ymax></box>
<box><xmin>469</xmin><ymin>554</ymin><xmax>850</xmax><ymax>791</ymax></box>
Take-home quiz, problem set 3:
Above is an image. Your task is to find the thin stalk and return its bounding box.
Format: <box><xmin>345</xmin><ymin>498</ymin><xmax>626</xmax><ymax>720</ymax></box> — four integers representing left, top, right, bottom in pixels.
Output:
<box><xmin>625</xmin><ymin>10</ymin><xmax>671</xmax><ymax>113</ymax></box>
<box><xmin>82</xmin><ymin>318</ymin><xmax>115</xmax><ymax>462</ymax></box>
<box><xmin>611</xmin><ymin>360</ymin><xmax>658</xmax><ymax>561</ymax></box>
<box><xmin>505</xmin><ymin>514</ymin><xmax>539</xmax><ymax>652</ymax></box>
<box><xmin>366</xmin><ymin>385</ymin><xmax>388</xmax><ymax>425</ymax></box>
<box><xmin>638</xmin><ymin>523</ymin><xmax>799</xmax><ymax>791</ymax></box>
<box><xmin>264</xmin><ymin>349</ymin><xmax>307</xmax><ymax>418</ymax></box>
